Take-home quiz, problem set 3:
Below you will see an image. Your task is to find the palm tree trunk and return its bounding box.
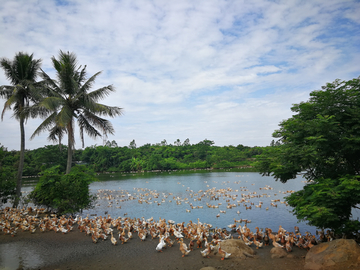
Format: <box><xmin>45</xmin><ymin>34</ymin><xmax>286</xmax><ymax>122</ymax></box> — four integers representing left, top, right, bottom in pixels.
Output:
<box><xmin>14</xmin><ymin>117</ymin><xmax>25</xmax><ymax>207</ymax></box>
<box><xmin>66</xmin><ymin>129</ymin><xmax>73</xmax><ymax>174</ymax></box>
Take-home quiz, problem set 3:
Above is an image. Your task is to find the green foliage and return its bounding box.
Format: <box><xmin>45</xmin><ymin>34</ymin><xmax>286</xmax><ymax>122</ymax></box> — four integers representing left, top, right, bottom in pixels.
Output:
<box><xmin>0</xmin><ymin>144</ymin><xmax>16</xmax><ymax>205</ymax></box>
<box><xmin>29</xmin><ymin>165</ymin><xmax>97</xmax><ymax>214</ymax></box>
<box><xmin>1</xmin><ymin>139</ymin><xmax>261</xmax><ymax>176</ymax></box>
<box><xmin>286</xmin><ymin>175</ymin><xmax>360</xmax><ymax>236</ymax></box>
<box><xmin>79</xmin><ymin>139</ymin><xmax>260</xmax><ymax>172</ymax></box>
<box><xmin>257</xmin><ymin>76</ymin><xmax>360</xmax><ymax>236</ymax></box>
<box><xmin>0</xmin><ymin>176</ymin><xmax>16</xmax><ymax>205</ymax></box>
<box><xmin>23</xmin><ymin>144</ymin><xmax>68</xmax><ymax>175</ymax></box>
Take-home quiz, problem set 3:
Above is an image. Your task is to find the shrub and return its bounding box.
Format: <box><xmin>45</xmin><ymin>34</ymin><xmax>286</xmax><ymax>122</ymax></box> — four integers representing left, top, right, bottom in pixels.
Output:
<box><xmin>0</xmin><ymin>172</ymin><xmax>16</xmax><ymax>206</ymax></box>
<box><xmin>30</xmin><ymin>165</ymin><xmax>96</xmax><ymax>214</ymax></box>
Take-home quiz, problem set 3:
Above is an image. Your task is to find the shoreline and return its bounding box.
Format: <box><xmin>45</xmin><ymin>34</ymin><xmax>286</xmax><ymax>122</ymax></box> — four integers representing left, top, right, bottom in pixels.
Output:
<box><xmin>21</xmin><ymin>167</ymin><xmax>258</xmax><ymax>180</ymax></box>
<box><xmin>0</xmin><ymin>226</ymin><xmax>308</xmax><ymax>270</ymax></box>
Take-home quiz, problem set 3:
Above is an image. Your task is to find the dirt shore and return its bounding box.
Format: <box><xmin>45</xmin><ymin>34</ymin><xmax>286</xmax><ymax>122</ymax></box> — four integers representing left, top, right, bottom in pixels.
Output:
<box><xmin>0</xmin><ymin>227</ymin><xmax>310</xmax><ymax>270</ymax></box>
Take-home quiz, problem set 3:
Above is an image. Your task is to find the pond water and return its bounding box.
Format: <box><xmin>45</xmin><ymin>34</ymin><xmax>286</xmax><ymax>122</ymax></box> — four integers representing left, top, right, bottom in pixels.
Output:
<box><xmin>22</xmin><ymin>170</ymin><xmax>319</xmax><ymax>234</ymax></box>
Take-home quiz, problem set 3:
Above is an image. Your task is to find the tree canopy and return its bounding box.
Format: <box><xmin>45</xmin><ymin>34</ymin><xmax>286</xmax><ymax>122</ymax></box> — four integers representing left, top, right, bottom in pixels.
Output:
<box><xmin>257</xmin><ymin>76</ymin><xmax>360</xmax><ymax>236</ymax></box>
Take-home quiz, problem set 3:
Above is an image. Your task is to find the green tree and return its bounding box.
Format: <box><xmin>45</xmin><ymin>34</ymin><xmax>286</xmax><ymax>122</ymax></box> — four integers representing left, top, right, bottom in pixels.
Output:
<box><xmin>29</xmin><ymin>165</ymin><xmax>97</xmax><ymax>214</ymax></box>
<box><xmin>257</xmin><ymin>76</ymin><xmax>360</xmax><ymax>236</ymax></box>
<box><xmin>182</xmin><ymin>138</ymin><xmax>190</xmax><ymax>147</ymax></box>
<box><xmin>174</xmin><ymin>139</ymin><xmax>181</xmax><ymax>146</ymax></box>
<box><xmin>0</xmin><ymin>144</ymin><xmax>16</xmax><ymax>206</ymax></box>
<box><xmin>0</xmin><ymin>52</ymin><xmax>42</xmax><ymax>206</ymax></box>
<box><xmin>31</xmin><ymin>51</ymin><xmax>123</xmax><ymax>174</ymax></box>
<box><xmin>129</xmin><ymin>139</ymin><xmax>136</xmax><ymax>149</ymax></box>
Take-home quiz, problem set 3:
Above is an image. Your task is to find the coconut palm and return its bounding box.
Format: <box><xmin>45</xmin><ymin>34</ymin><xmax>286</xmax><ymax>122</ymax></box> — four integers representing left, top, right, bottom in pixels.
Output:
<box><xmin>0</xmin><ymin>52</ymin><xmax>42</xmax><ymax>206</ymax></box>
<box><xmin>31</xmin><ymin>50</ymin><xmax>122</xmax><ymax>174</ymax></box>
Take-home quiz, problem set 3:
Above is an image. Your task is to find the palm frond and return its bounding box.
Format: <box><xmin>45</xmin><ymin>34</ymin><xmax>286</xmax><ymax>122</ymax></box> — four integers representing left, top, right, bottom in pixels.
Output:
<box><xmin>77</xmin><ymin>65</ymin><xmax>88</xmax><ymax>85</ymax></box>
<box><xmin>56</xmin><ymin>106</ymin><xmax>74</xmax><ymax>128</ymax></box>
<box><xmin>39</xmin><ymin>69</ymin><xmax>63</xmax><ymax>96</ymax></box>
<box><xmin>82</xmin><ymin>110</ymin><xmax>116</xmax><ymax>135</ymax></box>
<box><xmin>92</xmin><ymin>103</ymin><xmax>123</xmax><ymax>117</ymax></box>
<box><xmin>48</xmin><ymin>124</ymin><xmax>66</xmax><ymax>145</ymax></box>
<box><xmin>77</xmin><ymin>114</ymin><xmax>102</xmax><ymax>147</ymax></box>
<box><xmin>25</xmin><ymin>103</ymin><xmax>52</xmax><ymax>119</ymax></box>
<box><xmin>0</xmin><ymin>85</ymin><xmax>14</xmax><ymax>99</ymax></box>
<box><xmin>86</xmin><ymin>85</ymin><xmax>115</xmax><ymax>102</ymax></box>
<box><xmin>30</xmin><ymin>112</ymin><xmax>57</xmax><ymax>140</ymax></box>
<box><xmin>79</xmin><ymin>71</ymin><xmax>101</xmax><ymax>93</ymax></box>
<box><xmin>39</xmin><ymin>96</ymin><xmax>63</xmax><ymax>111</ymax></box>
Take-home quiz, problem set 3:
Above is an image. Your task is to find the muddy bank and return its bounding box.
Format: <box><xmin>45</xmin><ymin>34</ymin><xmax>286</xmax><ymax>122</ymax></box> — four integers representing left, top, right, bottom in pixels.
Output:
<box><xmin>1</xmin><ymin>228</ymin><xmax>308</xmax><ymax>270</ymax></box>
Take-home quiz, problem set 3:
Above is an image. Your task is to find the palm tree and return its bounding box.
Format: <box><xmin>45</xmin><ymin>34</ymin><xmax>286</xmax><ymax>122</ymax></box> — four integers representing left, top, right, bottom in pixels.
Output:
<box><xmin>31</xmin><ymin>50</ymin><xmax>123</xmax><ymax>174</ymax></box>
<box><xmin>0</xmin><ymin>52</ymin><xmax>42</xmax><ymax>207</ymax></box>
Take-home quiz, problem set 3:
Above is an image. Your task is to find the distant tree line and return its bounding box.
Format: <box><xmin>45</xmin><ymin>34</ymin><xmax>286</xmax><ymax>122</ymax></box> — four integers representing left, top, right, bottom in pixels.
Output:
<box><xmin>0</xmin><ymin>139</ymin><xmax>263</xmax><ymax>176</ymax></box>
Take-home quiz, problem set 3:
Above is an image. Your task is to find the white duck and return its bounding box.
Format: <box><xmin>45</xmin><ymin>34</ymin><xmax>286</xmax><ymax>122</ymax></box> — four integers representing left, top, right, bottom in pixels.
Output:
<box><xmin>156</xmin><ymin>236</ymin><xmax>167</xmax><ymax>252</ymax></box>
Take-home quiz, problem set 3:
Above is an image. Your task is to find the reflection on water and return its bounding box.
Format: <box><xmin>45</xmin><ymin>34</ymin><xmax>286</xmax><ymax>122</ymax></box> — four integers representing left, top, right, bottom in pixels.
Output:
<box><xmin>0</xmin><ymin>242</ymin><xmax>42</xmax><ymax>269</ymax></box>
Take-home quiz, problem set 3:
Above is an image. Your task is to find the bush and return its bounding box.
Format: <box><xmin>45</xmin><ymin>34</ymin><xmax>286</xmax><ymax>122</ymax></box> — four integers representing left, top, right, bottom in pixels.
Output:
<box><xmin>30</xmin><ymin>165</ymin><xmax>97</xmax><ymax>214</ymax></box>
<box><xmin>0</xmin><ymin>173</ymin><xmax>16</xmax><ymax>206</ymax></box>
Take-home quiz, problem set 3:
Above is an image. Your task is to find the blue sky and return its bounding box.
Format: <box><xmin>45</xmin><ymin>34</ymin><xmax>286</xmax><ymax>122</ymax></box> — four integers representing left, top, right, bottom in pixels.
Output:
<box><xmin>1</xmin><ymin>0</ymin><xmax>359</xmax><ymax>150</ymax></box>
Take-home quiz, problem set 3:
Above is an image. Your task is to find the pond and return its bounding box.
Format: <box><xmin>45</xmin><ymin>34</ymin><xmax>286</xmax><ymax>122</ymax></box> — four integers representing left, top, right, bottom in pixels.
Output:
<box><xmin>22</xmin><ymin>170</ymin><xmax>319</xmax><ymax>234</ymax></box>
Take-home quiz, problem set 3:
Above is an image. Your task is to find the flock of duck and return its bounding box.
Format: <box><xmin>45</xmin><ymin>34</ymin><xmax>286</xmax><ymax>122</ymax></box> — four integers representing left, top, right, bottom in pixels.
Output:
<box><xmin>1</xmin><ymin>206</ymin><xmax>331</xmax><ymax>260</ymax></box>
<box><xmin>93</xmin><ymin>177</ymin><xmax>296</xmax><ymax>219</ymax></box>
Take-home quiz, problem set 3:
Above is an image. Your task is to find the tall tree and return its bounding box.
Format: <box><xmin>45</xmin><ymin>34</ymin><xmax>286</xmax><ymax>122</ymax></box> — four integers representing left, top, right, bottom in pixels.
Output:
<box><xmin>257</xmin><ymin>76</ymin><xmax>360</xmax><ymax>236</ymax></box>
<box><xmin>31</xmin><ymin>51</ymin><xmax>122</xmax><ymax>174</ymax></box>
<box><xmin>0</xmin><ymin>52</ymin><xmax>42</xmax><ymax>206</ymax></box>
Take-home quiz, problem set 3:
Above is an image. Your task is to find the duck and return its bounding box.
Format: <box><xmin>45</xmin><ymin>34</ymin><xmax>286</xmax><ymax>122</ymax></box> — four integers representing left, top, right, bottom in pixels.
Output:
<box><xmin>196</xmin><ymin>238</ymin><xmax>203</xmax><ymax>249</ymax></box>
<box><xmin>285</xmin><ymin>240</ymin><xmax>292</xmax><ymax>252</ymax></box>
<box><xmin>92</xmin><ymin>233</ymin><xmax>98</xmax><ymax>244</ymax></box>
<box><xmin>253</xmin><ymin>237</ymin><xmax>263</xmax><ymax>249</ymax></box>
<box><xmin>227</xmin><ymin>222</ymin><xmax>237</xmax><ymax>230</ymax></box>
<box><xmin>119</xmin><ymin>231</ymin><xmax>129</xmax><ymax>244</ymax></box>
<box><xmin>263</xmin><ymin>232</ymin><xmax>270</xmax><ymax>246</ymax></box>
<box><xmin>59</xmin><ymin>225</ymin><xmax>68</xmax><ymax>234</ymax></box>
<box><xmin>156</xmin><ymin>236</ymin><xmax>167</xmax><ymax>252</ymax></box>
<box><xmin>217</xmin><ymin>244</ymin><xmax>231</xmax><ymax>260</ymax></box>
<box><xmin>178</xmin><ymin>238</ymin><xmax>191</xmax><ymax>257</ymax></box>
<box><xmin>173</xmin><ymin>230</ymin><xmax>184</xmax><ymax>239</ymax></box>
<box><xmin>166</xmin><ymin>237</ymin><xmax>175</xmax><ymax>247</ymax></box>
<box><xmin>138</xmin><ymin>230</ymin><xmax>146</xmax><ymax>241</ymax></box>
<box><xmin>242</xmin><ymin>234</ymin><xmax>253</xmax><ymax>246</ymax></box>
<box><xmin>111</xmin><ymin>232</ymin><xmax>117</xmax><ymax>245</ymax></box>
<box><xmin>272</xmin><ymin>241</ymin><xmax>284</xmax><ymax>248</ymax></box>
<box><xmin>188</xmin><ymin>239</ymin><xmax>195</xmax><ymax>251</ymax></box>
<box><xmin>200</xmin><ymin>245</ymin><xmax>212</xmax><ymax>258</ymax></box>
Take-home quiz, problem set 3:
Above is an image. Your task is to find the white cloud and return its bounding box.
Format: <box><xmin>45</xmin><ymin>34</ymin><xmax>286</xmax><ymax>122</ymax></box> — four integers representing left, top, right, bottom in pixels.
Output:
<box><xmin>0</xmin><ymin>0</ymin><xmax>359</xmax><ymax>150</ymax></box>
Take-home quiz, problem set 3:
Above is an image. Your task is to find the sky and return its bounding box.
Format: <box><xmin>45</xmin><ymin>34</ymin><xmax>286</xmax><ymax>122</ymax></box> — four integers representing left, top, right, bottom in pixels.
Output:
<box><xmin>0</xmin><ymin>0</ymin><xmax>359</xmax><ymax>151</ymax></box>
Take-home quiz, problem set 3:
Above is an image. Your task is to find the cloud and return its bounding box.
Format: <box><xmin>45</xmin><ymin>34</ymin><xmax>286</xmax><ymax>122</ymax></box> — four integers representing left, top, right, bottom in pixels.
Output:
<box><xmin>0</xmin><ymin>0</ymin><xmax>359</xmax><ymax>150</ymax></box>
